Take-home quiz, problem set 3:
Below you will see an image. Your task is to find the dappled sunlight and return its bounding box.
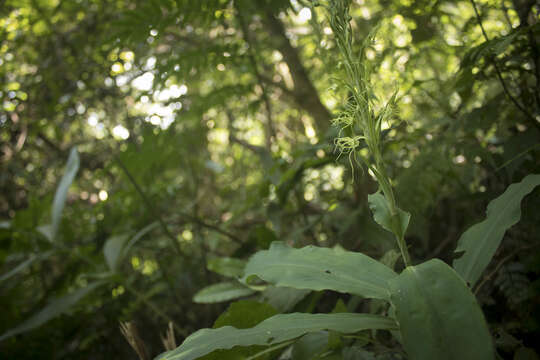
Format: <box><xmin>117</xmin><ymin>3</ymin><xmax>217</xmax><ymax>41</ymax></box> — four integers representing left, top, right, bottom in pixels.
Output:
<box><xmin>1</xmin><ymin>0</ymin><xmax>538</xmax><ymax>358</ymax></box>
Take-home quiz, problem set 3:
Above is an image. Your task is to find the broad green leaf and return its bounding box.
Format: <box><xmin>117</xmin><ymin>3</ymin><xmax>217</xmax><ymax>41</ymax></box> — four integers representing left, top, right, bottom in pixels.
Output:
<box><xmin>103</xmin><ymin>234</ymin><xmax>130</xmax><ymax>272</ymax></box>
<box><xmin>193</xmin><ymin>281</ymin><xmax>256</xmax><ymax>304</ymax></box>
<box><xmin>0</xmin><ymin>281</ymin><xmax>104</xmax><ymax>342</ymax></box>
<box><xmin>155</xmin><ymin>313</ymin><xmax>397</xmax><ymax>360</ymax></box>
<box><xmin>243</xmin><ymin>242</ymin><xmax>397</xmax><ymax>300</ymax></box>
<box><xmin>201</xmin><ymin>301</ymin><xmax>278</xmax><ymax>360</ymax></box>
<box><xmin>389</xmin><ymin>259</ymin><xmax>494</xmax><ymax>360</ymax></box>
<box><xmin>453</xmin><ymin>174</ymin><xmax>540</xmax><ymax>286</ymax></box>
<box><xmin>368</xmin><ymin>193</ymin><xmax>410</xmax><ymax>239</ymax></box>
<box><xmin>260</xmin><ymin>286</ymin><xmax>310</xmax><ymax>312</ymax></box>
<box><xmin>0</xmin><ymin>251</ymin><xmax>53</xmax><ymax>283</ymax></box>
<box><xmin>50</xmin><ymin>147</ymin><xmax>80</xmax><ymax>241</ymax></box>
<box><xmin>207</xmin><ymin>257</ymin><xmax>246</xmax><ymax>278</ymax></box>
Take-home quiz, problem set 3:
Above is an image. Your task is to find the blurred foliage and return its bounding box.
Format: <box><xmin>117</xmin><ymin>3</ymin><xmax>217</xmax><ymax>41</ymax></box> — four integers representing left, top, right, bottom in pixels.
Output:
<box><xmin>0</xmin><ymin>0</ymin><xmax>539</xmax><ymax>358</ymax></box>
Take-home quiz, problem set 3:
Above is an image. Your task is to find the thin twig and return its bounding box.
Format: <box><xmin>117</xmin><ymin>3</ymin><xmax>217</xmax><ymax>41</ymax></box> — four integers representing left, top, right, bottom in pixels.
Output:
<box><xmin>114</xmin><ymin>155</ymin><xmax>184</xmax><ymax>257</ymax></box>
<box><xmin>235</xmin><ymin>2</ymin><xmax>276</xmax><ymax>149</ymax></box>
<box><xmin>226</xmin><ymin>109</ymin><xmax>271</xmax><ymax>162</ymax></box>
<box><xmin>474</xmin><ymin>243</ymin><xmax>538</xmax><ymax>295</ymax></box>
<box><xmin>116</xmin><ymin>150</ymin><xmax>242</xmax><ymax>245</ymax></box>
<box><xmin>495</xmin><ymin>143</ymin><xmax>540</xmax><ymax>171</ymax></box>
<box><xmin>123</xmin><ymin>282</ymin><xmax>185</xmax><ymax>336</ymax></box>
<box><xmin>174</xmin><ymin>212</ymin><xmax>244</xmax><ymax>245</ymax></box>
<box><xmin>501</xmin><ymin>0</ymin><xmax>514</xmax><ymax>29</ymax></box>
<box><xmin>469</xmin><ymin>0</ymin><xmax>538</xmax><ymax>127</ymax></box>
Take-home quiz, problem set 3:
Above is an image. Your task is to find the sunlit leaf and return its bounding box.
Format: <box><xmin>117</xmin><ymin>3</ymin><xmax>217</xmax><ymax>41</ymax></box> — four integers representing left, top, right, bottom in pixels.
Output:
<box><xmin>50</xmin><ymin>148</ymin><xmax>80</xmax><ymax>241</ymax></box>
<box><xmin>389</xmin><ymin>259</ymin><xmax>494</xmax><ymax>360</ymax></box>
<box><xmin>155</xmin><ymin>313</ymin><xmax>397</xmax><ymax>360</ymax></box>
<box><xmin>242</xmin><ymin>242</ymin><xmax>397</xmax><ymax>300</ymax></box>
<box><xmin>103</xmin><ymin>234</ymin><xmax>130</xmax><ymax>272</ymax></box>
<box><xmin>200</xmin><ymin>301</ymin><xmax>279</xmax><ymax>360</ymax></box>
<box><xmin>193</xmin><ymin>281</ymin><xmax>256</xmax><ymax>304</ymax></box>
<box><xmin>122</xmin><ymin>222</ymin><xmax>159</xmax><ymax>257</ymax></box>
<box><xmin>453</xmin><ymin>174</ymin><xmax>540</xmax><ymax>286</ymax></box>
<box><xmin>104</xmin><ymin>223</ymin><xmax>158</xmax><ymax>272</ymax></box>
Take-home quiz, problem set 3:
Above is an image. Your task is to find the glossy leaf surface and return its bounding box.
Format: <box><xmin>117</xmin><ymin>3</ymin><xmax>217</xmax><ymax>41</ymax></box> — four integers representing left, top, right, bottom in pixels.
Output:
<box><xmin>243</xmin><ymin>242</ymin><xmax>397</xmax><ymax>300</ymax></box>
<box><xmin>156</xmin><ymin>313</ymin><xmax>397</xmax><ymax>360</ymax></box>
<box><xmin>200</xmin><ymin>300</ymin><xmax>279</xmax><ymax>360</ymax></box>
<box><xmin>50</xmin><ymin>147</ymin><xmax>80</xmax><ymax>241</ymax></box>
<box><xmin>192</xmin><ymin>281</ymin><xmax>256</xmax><ymax>304</ymax></box>
<box><xmin>103</xmin><ymin>234</ymin><xmax>129</xmax><ymax>272</ymax></box>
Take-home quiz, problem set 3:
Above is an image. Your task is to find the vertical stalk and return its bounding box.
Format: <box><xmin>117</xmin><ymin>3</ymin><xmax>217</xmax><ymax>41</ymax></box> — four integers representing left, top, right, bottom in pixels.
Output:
<box><xmin>372</xmin><ymin>162</ymin><xmax>411</xmax><ymax>266</ymax></box>
<box><xmin>327</xmin><ymin>0</ymin><xmax>412</xmax><ymax>266</ymax></box>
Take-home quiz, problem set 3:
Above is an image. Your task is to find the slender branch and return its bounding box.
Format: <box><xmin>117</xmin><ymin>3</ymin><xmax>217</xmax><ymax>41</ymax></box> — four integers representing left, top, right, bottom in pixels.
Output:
<box><xmin>116</xmin><ymin>150</ymin><xmax>242</xmax><ymax>246</ymax></box>
<box><xmin>47</xmin><ymin>239</ymin><xmax>183</xmax><ymax>334</ymax></box>
<box><xmin>174</xmin><ymin>212</ymin><xmax>244</xmax><ymax>245</ymax></box>
<box><xmin>495</xmin><ymin>143</ymin><xmax>540</xmax><ymax>171</ymax></box>
<box><xmin>469</xmin><ymin>0</ymin><xmax>539</xmax><ymax>128</ymax></box>
<box><xmin>113</xmin><ymin>154</ymin><xmax>192</xmax><ymax>306</ymax></box>
<box><xmin>474</xmin><ymin>243</ymin><xmax>538</xmax><ymax>295</ymax></box>
<box><xmin>114</xmin><ymin>155</ymin><xmax>184</xmax><ymax>257</ymax></box>
<box><xmin>258</xmin><ymin>73</ymin><xmax>296</xmax><ymax>96</ymax></box>
<box><xmin>229</xmin><ymin>133</ymin><xmax>266</xmax><ymax>155</ymax></box>
<box><xmin>527</xmin><ymin>32</ymin><xmax>540</xmax><ymax>109</ymax></box>
<box><xmin>226</xmin><ymin>109</ymin><xmax>271</xmax><ymax>160</ymax></box>
<box><xmin>235</xmin><ymin>3</ymin><xmax>276</xmax><ymax>149</ymax></box>
<box><xmin>123</xmin><ymin>282</ymin><xmax>185</xmax><ymax>336</ymax></box>
<box><xmin>37</xmin><ymin>132</ymin><xmax>64</xmax><ymax>154</ymax></box>
<box><xmin>501</xmin><ymin>0</ymin><xmax>514</xmax><ymax>29</ymax></box>
<box><xmin>262</xmin><ymin>7</ymin><xmax>331</xmax><ymax>133</ymax></box>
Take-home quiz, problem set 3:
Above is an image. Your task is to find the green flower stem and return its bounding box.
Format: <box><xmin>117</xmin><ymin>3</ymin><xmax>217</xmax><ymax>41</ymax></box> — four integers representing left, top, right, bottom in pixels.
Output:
<box><xmin>371</xmin><ymin>163</ymin><xmax>411</xmax><ymax>267</ymax></box>
<box><xmin>327</xmin><ymin>0</ymin><xmax>412</xmax><ymax>266</ymax></box>
<box><xmin>394</xmin><ymin>231</ymin><xmax>412</xmax><ymax>268</ymax></box>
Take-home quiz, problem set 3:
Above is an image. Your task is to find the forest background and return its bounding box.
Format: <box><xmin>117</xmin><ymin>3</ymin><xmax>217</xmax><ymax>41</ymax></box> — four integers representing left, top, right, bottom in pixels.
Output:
<box><xmin>1</xmin><ymin>0</ymin><xmax>539</xmax><ymax>358</ymax></box>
